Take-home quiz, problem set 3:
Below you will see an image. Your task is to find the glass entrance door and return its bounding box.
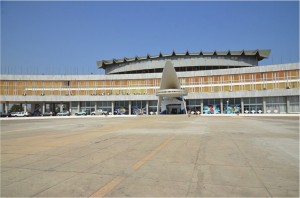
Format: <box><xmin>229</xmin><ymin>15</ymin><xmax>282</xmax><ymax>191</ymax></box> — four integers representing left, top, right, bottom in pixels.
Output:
<box><xmin>167</xmin><ymin>104</ymin><xmax>181</xmax><ymax>114</ymax></box>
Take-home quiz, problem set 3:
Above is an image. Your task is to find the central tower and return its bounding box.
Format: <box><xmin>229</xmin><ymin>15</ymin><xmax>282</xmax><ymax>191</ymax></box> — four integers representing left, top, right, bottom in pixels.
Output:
<box><xmin>156</xmin><ymin>61</ymin><xmax>188</xmax><ymax>114</ymax></box>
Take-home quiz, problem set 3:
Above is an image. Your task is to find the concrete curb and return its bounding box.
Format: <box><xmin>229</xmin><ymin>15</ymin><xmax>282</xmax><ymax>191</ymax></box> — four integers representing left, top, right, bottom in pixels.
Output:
<box><xmin>0</xmin><ymin>115</ymin><xmax>138</xmax><ymax>120</ymax></box>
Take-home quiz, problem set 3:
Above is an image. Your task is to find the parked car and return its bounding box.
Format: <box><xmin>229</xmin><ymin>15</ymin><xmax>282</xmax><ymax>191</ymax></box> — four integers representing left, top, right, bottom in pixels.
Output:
<box><xmin>24</xmin><ymin>112</ymin><xmax>32</xmax><ymax>117</ymax></box>
<box><xmin>42</xmin><ymin>111</ymin><xmax>54</xmax><ymax>116</ymax></box>
<box><xmin>10</xmin><ymin>112</ymin><xmax>19</xmax><ymax>117</ymax></box>
<box><xmin>91</xmin><ymin>109</ymin><xmax>108</xmax><ymax>115</ymax></box>
<box><xmin>56</xmin><ymin>111</ymin><xmax>70</xmax><ymax>116</ymax></box>
<box><xmin>0</xmin><ymin>112</ymin><xmax>11</xmax><ymax>117</ymax></box>
<box><xmin>17</xmin><ymin>112</ymin><xmax>26</xmax><ymax>117</ymax></box>
<box><xmin>75</xmin><ymin>111</ymin><xmax>87</xmax><ymax>116</ymax></box>
<box><xmin>11</xmin><ymin>112</ymin><xmax>31</xmax><ymax>117</ymax></box>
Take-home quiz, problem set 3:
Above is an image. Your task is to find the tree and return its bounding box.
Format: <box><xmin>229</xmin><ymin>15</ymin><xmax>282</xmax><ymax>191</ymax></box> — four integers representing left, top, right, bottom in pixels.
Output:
<box><xmin>10</xmin><ymin>104</ymin><xmax>23</xmax><ymax>112</ymax></box>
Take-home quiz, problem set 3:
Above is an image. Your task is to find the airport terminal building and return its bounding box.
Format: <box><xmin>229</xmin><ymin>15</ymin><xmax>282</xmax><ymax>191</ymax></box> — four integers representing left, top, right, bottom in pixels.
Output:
<box><xmin>0</xmin><ymin>49</ymin><xmax>299</xmax><ymax>115</ymax></box>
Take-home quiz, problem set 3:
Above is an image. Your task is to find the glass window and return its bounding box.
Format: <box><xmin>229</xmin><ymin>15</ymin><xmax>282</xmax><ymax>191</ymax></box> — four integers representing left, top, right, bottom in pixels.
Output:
<box><xmin>250</xmin><ymin>98</ymin><xmax>256</xmax><ymax>104</ymax></box>
<box><xmin>96</xmin><ymin>101</ymin><xmax>112</xmax><ymax>114</ymax></box>
<box><xmin>149</xmin><ymin>100</ymin><xmax>158</xmax><ymax>107</ymax></box>
<box><xmin>203</xmin><ymin>99</ymin><xmax>221</xmax><ymax>114</ymax></box>
<box><xmin>243</xmin><ymin>97</ymin><xmax>263</xmax><ymax>113</ymax></box>
<box><xmin>256</xmin><ymin>97</ymin><xmax>263</xmax><ymax>104</ymax></box>
<box><xmin>234</xmin><ymin>98</ymin><xmax>241</xmax><ymax>104</ymax></box>
<box><xmin>186</xmin><ymin>100</ymin><xmax>201</xmax><ymax>113</ymax></box>
<box><xmin>222</xmin><ymin>98</ymin><xmax>241</xmax><ymax>114</ymax></box>
<box><xmin>289</xmin><ymin>96</ymin><xmax>299</xmax><ymax>113</ymax></box>
<box><xmin>289</xmin><ymin>96</ymin><xmax>299</xmax><ymax>103</ymax></box>
<box><xmin>114</xmin><ymin>101</ymin><xmax>129</xmax><ymax>115</ymax></box>
<box><xmin>148</xmin><ymin>100</ymin><xmax>158</xmax><ymax>115</ymax></box>
<box><xmin>266</xmin><ymin>97</ymin><xmax>287</xmax><ymax>113</ymax></box>
<box><xmin>71</xmin><ymin>102</ymin><xmax>78</xmax><ymax>108</ymax></box>
<box><xmin>131</xmin><ymin>101</ymin><xmax>147</xmax><ymax>115</ymax></box>
<box><xmin>243</xmin><ymin>98</ymin><xmax>250</xmax><ymax>104</ymax></box>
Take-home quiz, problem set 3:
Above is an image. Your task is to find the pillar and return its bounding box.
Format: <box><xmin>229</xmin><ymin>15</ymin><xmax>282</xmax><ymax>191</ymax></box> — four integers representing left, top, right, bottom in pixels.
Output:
<box><xmin>2</xmin><ymin>103</ymin><xmax>5</xmax><ymax>113</ymax></box>
<box><xmin>42</xmin><ymin>102</ymin><xmax>45</xmax><ymax>114</ymax></box>
<box><xmin>24</xmin><ymin>103</ymin><xmax>27</xmax><ymax>112</ymax></box>
<box><xmin>5</xmin><ymin>102</ymin><xmax>9</xmax><ymax>113</ymax></box>
<box><xmin>157</xmin><ymin>96</ymin><xmax>162</xmax><ymax>115</ymax></box>
<box><xmin>241</xmin><ymin>98</ymin><xmax>244</xmax><ymax>114</ymax></box>
<box><xmin>220</xmin><ymin>100</ymin><xmax>223</xmax><ymax>114</ymax></box>
<box><xmin>286</xmin><ymin>96</ymin><xmax>290</xmax><ymax>114</ymax></box>
<box><xmin>60</xmin><ymin>103</ymin><xmax>63</xmax><ymax>112</ymax></box>
<box><xmin>146</xmin><ymin>101</ymin><xmax>149</xmax><ymax>115</ymax></box>
<box><xmin>111</xmin><ymin>101</ymin><xmax>114</xmax><ymax>115</ymax></box>
<box><xmin>183</xmin><ymin>98</ymin><xmax>187</xmax><ymax>115</ymax></box>
<box><xmin>128</xmin><ymin>101</ymin><xmax>132</xmax><ymax>115</ymax></box>
<box><xmin>78</xmin><ymin>102</ymin><xmax>80</xmax><ymax>112</ymax></box>
<box><xmin>200</xmin><ymin>99</ymin><xmax>203</xmax><ymax>115</ymax></box>
<box><xmin>263</xmin><ymin>97</ymin><xmax>267</xmax><ymax>114</ymax></box>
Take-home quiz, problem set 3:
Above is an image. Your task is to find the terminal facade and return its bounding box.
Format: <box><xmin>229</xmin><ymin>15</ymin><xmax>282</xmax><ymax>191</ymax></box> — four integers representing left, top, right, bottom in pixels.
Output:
<box><xmin>0</xmin><ymin>49</ymin><xmax>299</xmax><ymax>115</ymax></box>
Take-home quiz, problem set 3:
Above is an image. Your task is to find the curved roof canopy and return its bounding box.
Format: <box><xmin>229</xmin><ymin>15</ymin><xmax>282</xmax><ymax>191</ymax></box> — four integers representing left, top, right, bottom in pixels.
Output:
<box><xmin>156</xmin><ymin>61</ymin><xmax>187</xmax><ymax>97</ymax></box>
<box><xmin>97</xmin><ymin>49</ymin><xmax>271</xmax><ymax>69</ymax></box>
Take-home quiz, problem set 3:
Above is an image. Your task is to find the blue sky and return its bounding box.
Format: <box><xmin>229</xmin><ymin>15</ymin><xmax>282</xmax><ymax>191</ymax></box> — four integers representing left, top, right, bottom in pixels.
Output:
<box><xmin>1</xmin><ymin>1</ymin><xmax>299</xmax><ymax>75</ymax></box>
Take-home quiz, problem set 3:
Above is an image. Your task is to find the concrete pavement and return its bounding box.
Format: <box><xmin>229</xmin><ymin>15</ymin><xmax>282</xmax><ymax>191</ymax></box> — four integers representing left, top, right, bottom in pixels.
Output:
<box><xmin>1</xmin><ymin>115</ymin><xmax>299</xmax><ymax>197</ymax></box>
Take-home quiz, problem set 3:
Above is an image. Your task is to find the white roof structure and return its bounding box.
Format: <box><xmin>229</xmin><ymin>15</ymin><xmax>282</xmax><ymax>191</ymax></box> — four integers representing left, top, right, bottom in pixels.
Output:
<box><xmin>156</xmin><ymin>61</ymin><xmax>187</xmax><ymax>97</ymax></box>
<box><xmin>98</xmin><ymin>49</ymin><xmax>271</xmax><ymax>69</ymax></box>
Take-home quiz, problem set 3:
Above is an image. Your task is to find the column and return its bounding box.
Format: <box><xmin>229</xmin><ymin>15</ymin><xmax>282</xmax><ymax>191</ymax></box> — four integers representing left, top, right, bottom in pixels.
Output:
<box><xmin>128</xmin><ymin>101</ymin><xmax>132</xmax><ymax>115</ymax></box>
<box><xmin>69</xmin><ymin>102</ymin><xmax>72</xmax><ymax>113</ymax></box>
<box><xmin>157</xmin><ymin>96</ymin><xmax>162</xmax><ymax>115</ymax></box>
<box><xmin>111</xmin><ymin>101</ymin><xmax>114</xmax><ymax>115</ymax></box>
<box><xmin>24</xmin><ymin>103</ymin><xmax>27</xmax><ymax>112</ymax></box>
<box><xmin>2</xmin><ymin>103</ymin><xmax>5</xmax><ymax>113</ymax></box>
<box><xmin>60</xmin><ymin>103</ymin><xmax>63</xmax><ymax>112</ymax></box>
<box><xmin>5</xmin><ymin>102</ymin><xmax>9</xmax><ymax>113</ymax></box>
<box><xmin>52</xmin><ymin>104</ymin><xmax>55</xmax><ymax>113</ymax></box>
<box><xmin>200</xmin><ymin>99</ymin><xmax>203</xmax><ymax>114</ymax></box>
<box><xmin>241</xmin><ymin>98</ymin><xmax>244</xmax><ymax>114</ymax></box>
<box><xmin>146</xmin><ymin>101</ymin><xmax>149</xmax><ymax>115</ymax></box>
<box><xmin>286</xmin><ymin>96</ymin><xmax>290</xmax><ymax>114</ymax></box>
<box><xmin>263</xmin><ymin>97</ymin><xmax>267</xmax><ymax>114</ymax></box>
<box><xmin>42</xmin><ymin>102</ymin><xmax>45</xmax><ymax>114</ymax></box>
<box><xmin>220</xmin><ymin>100</ymin><xmax>223</xmax><ymax>114</ymax></box>
<box><xmin>183</xmin><ymin>98</ymin><xmax>187</xmax><ymax>115</ymax></box>
<box><xmin>78</xmin><ymin>102</ymin><xmax>80</xmax><ymax>112</ymax></box>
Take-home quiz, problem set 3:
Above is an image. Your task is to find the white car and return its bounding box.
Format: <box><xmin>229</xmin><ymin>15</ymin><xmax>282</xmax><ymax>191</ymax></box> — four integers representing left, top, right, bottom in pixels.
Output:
<box><xmin>11</xmin><ymin>112</ymin><xmax>19</xmax><ymax>117</ymax></box>
<box><xmin>56</xmin><ymin>111</ymin><xmax>70</xmax><ymax>116</ymax></box>
<box><xmin>91</xmin><ymin>109</ymin><xmax>108</xmax><ymax>115</ymax></box>
<box><xmin>11</xmin><ymin>112</ymin><xmax>30</xmax><ymax>117</ymax></box>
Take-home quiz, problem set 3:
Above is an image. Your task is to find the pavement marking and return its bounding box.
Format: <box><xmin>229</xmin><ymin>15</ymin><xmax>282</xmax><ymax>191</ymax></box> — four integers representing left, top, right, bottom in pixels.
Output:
<box><xmin>132</xmin><ymin>136</ymin><xmax>174</xmax><ymax>170</ymax></box>
<box><xmin>89</xmin><ymin>136</ymin><xmax>174</xmax><ymax>197</ymax></box>
<box><xmin>90</xmin><ymin>176</ymin><xmax>125</xmax><ymax>197</ymax></box>
<box><xmin>1</xmin><ymin>123</ymin><xmax>82</xmax><ymax>134</ymax></box>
